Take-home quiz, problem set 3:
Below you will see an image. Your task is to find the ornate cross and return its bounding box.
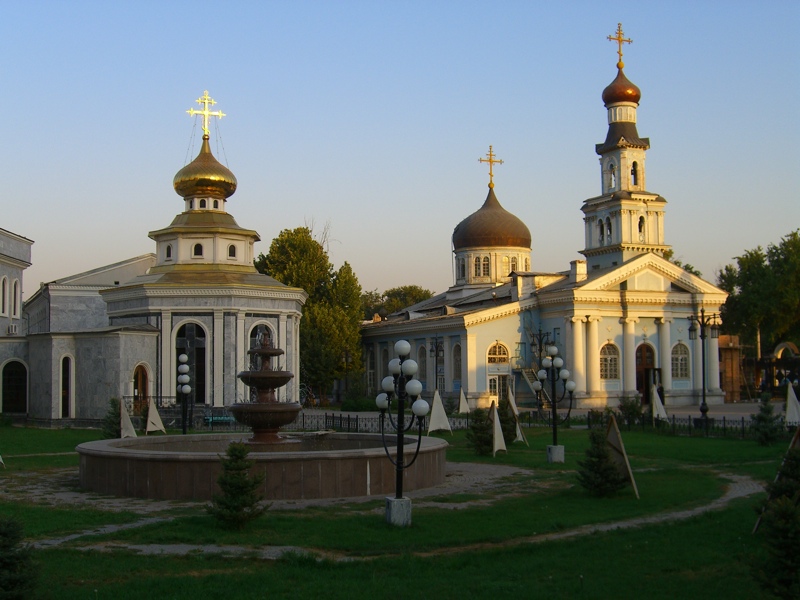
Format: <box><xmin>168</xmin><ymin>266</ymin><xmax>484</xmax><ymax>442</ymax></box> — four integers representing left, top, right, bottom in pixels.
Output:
<box><xmin>479</xmin><ymin>145</ymin><xmax>503</xmax><ymax>188</ymax></box>
<box><xmin>186</xmin><ymin>90</ymin><xmax>226</xmax><ymax>137</ymax></box>
<box><xmin>607</xmin><ymin>23</ymin><xmax>632</xmax><ymax>69</ymax></box>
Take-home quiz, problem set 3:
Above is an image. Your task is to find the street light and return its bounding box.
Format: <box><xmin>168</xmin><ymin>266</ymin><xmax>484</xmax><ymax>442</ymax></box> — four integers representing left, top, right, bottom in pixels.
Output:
<box><xmin>177</xmin><ymin>353</ymin><xmax>192</xmax><ymax>434</ymax></box>
<box><xmin>687</xmin><ymin>308</ymin><xmax>720</xmax><ymax>424</ymax></box>
<box><xmin>376</xmin><ymin>339</ymin><xmax>430</xmax><ymax>526</ymax></box>
<box><xmin>531</xmin><ymin>340</ymin><xmax>576</xmax><ymax>463</ymax></box>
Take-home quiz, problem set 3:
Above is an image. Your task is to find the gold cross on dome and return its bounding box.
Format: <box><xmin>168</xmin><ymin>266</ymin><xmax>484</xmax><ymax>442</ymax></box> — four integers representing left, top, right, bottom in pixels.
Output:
<box><xmin>479</xmin><ymin>146</ymin><xmax>503</xmax><ymax>188</ymax></box>
<box><xmin>186</xmin><ymin>90</ymin><xmax>226</xmax><ymax>137</ymax></box>
<box><xmin>607</xmin><ymin>23</ymin><xmax>632</xmax><ymax>69</ymax></box>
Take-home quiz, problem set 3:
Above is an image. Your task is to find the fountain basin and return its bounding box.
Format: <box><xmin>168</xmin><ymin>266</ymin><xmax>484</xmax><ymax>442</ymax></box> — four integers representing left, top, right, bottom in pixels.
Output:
<box><xmin>227</xmin><ymin>402</ymin><xmax>302</xmax><ymax>444</ymax></box>
<box><xmin>77</xmin><ymin>432</ymin><xmax>448</xmax><ymax>501</ymax></box>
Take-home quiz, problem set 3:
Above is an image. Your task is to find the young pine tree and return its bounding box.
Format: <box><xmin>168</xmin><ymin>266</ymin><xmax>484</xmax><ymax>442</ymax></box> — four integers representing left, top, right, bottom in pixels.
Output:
<box><xmin>576</xmin><ymin>428</ymin><xmax>628</xmax><ymax>497</ymax></box>
<box><xmin>0</xmin><ymin>517</ymin><xmax>37</xmax><ymax>600</ymax></box>
<box><xmin>751</xmin><ymin>393</ymin><xmax>782</xmax><ymax>446</ymax></box>
<box><xmin>101</xmin><ymin>398</ymin><xmax>122</xmax><ymax>439</ymax></box>
<box><xmin>207</xmin><ymin>442</ymin><xmax>267</xmax><ymax>529</ymax></box>
<box><xmin>465</xmin><ymin>408</ymin><xmax>493</xmax><ymax>456</ymax></box>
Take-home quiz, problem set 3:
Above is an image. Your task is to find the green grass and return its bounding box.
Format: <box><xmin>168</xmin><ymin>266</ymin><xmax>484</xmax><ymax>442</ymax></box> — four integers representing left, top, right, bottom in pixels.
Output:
<box><xmin>0</xmin><ymin>423</ymin><xmax>102</xmax><ymax>456</ymax></box>
<box><xmin>1</xmin><ymin>424</ymin><xmax>791</xmax><ymax>599</ymax></box>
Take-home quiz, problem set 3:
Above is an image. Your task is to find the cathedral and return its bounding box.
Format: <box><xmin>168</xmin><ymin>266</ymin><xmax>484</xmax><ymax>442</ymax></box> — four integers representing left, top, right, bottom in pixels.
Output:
<box><xmin>0</xmin><ymin>92</ymin><xmax>306</xmax><ymax>423</ymax></box>
<box><xmin>361</xmin><ymin>29</ymin><xmax>728</xmax><ymax>410</ymax></box>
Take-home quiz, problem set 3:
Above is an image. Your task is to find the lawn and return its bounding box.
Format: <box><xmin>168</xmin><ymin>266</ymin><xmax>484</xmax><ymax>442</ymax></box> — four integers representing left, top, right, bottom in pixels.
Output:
<box><xmin>0</xmin><ymin>422</ymin><xmax>792</xmax><ymax>599</ymax></box>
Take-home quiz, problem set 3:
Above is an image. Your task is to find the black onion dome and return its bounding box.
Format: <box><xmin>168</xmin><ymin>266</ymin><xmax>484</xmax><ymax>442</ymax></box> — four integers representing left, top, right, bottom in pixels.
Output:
<box><xmin>602</xmin><ymin>68</ymin><xmax>642</xmax><ymax>106</ymax></box>
<box><xmin>173</xmin><ymin>136</ymin><xmax>237</xmax><ymax>199</ymax></box>
<box><xmin>452</xmin><ymin>188</ymin><xmax>531</xmax><ymax>251</ymax></box>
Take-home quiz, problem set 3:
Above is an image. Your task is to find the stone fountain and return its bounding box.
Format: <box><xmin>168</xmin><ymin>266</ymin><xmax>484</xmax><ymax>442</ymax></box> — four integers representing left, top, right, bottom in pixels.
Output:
<box><xmin>228</xmin><ymin>335</ymin><xmax>301</xmax><ymax>444</ymax></box>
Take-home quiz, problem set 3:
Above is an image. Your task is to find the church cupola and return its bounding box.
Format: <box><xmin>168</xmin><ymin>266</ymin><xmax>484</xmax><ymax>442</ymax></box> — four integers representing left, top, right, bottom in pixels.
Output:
<box><xmin>173</xmin><ymin>91</ymin><xmax>237</xmax><ymax>212</ymax></box>
<box><xmin>450</xmin><ymin>147</ymin><xmax>531</xmax><ymax>291</ymax></box>
<box><xmin>579</xmin><ymin>25</ymin><xmax>670</xmax><ymax>271</ymax></box>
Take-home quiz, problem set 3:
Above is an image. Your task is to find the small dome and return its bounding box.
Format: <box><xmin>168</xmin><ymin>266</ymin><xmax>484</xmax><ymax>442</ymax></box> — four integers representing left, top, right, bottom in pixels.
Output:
<box><xmin>452</xmin><ymin>188</ymin><xmax>531</xmax><ymax>251</ymax></box>
<box><xmin>602</xmin><ymin>68</ymin><xmax>641</xmax><ymax>106</ymax></box>
<box><xmin>173</xmin><ymin>136</ymin><xmax>237</xmax><ymax>199</ymax></box>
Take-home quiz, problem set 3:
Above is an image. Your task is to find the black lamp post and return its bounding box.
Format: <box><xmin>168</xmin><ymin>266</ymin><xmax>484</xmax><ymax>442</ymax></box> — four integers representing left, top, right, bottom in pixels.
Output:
<box><xmin>376</xmin><ymin>339</ymin><xmax>430</xmax><ymax>526</ymax></box>
<box><xmin>529</xmin><ymin>332</ymin><xmax>576</xmax><ymax>463</ymax></box>
<box><xmin>687</xmin><ymin>308</ymin><xmax>720</xmax><ymax>423</ymax></box>
<box><xmin>177</xmin><ymin>353</ymin><xmax>192</xmax><ymax>434</ymax></box>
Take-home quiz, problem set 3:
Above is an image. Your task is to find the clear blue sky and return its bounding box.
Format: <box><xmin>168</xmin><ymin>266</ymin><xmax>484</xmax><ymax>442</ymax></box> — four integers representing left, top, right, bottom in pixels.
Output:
<box><xmin>3</xmin><ymin>1</ymin><xmax>798</xmax><ymax>299</ymax></box>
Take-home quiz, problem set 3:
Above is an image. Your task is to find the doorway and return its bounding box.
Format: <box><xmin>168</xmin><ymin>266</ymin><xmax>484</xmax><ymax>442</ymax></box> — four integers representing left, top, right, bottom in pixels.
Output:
<box><xmin>635</xmin><ymin>344</ymin><xmax>655</xmax><ymax>403</ymax></box>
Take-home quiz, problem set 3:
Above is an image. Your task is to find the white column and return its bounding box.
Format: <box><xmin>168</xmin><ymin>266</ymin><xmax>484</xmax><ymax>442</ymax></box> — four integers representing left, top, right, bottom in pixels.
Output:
<box><xmin>622</xmin><ymin>317</ymin><xmax>638</xmax><ymax>393</ymax></box>
<box><xmin>236</xmin><ymin>311</ymin><xmax>246</xmax><ymax>404</ymax></box>
<box><xmin>586</xmin><ymin>316</ymin><xmax>601</xmax><ymax>395</ymax></box>
<box><xmin>467</xmin><ymin>334</ymin><xmax>478</xmax><ymax>400</ymax></box>
<box><xmin>693</xmin><ymin>334</ymin><xmax>703</xmax><ymax>395</ymax></box>
<box><xmin>160</xmin><ymin>310</ymin><xmax>172</xmax><ymax>400</ymax></box>
<box><xmin>213</xmin><ymin>309</ymin><xmax>224</xmax><ymax>407</ymax></box>
<box><xmin>424</xmin><ymin>336</ymin><xmax>433</xmax><ymax>392</ymax></box>
<box><xmin>443</xmin><ymin>336</ymin><xmax>452</xmax><ymax>392</ymax></box>
<box><xmin>657</xmin><ymin>318</ymin><xmax>672</xmax><ymax>392</ymax></box>
<box><xmin>569</xmin><ymin>316</ymin><xmax>586</xmax><ymax>394</ymax></box>
<box><xmin>279</xmin><ymin>314</ymin><xmax>288</xmax><ymax>401</ymax></box>
<box><xmin>708</xmin><ymin>335</ymin><xmax>721</xmax><ymax>391</ymax></box>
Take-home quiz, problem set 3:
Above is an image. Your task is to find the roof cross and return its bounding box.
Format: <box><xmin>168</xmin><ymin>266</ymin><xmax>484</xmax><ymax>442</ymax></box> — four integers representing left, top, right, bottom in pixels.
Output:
<box><xmin>186</xmin><ymin>90</ymin><xmax>225</xmax><ymax>137</ymax></box>
<box><xmin>479</xmin><ymin>146</ymin><xmax>503</xmax><ymax>189</ymax></box>
<box><xmin>607</xmin><ymin>23</ymin><xmax>632</xmax><ymax>69</ymax></box>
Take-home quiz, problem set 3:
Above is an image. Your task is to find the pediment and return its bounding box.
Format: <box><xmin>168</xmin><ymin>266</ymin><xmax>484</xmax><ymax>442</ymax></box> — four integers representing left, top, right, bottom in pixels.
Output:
<box><xmin>577</xmin><ymin>254</ymin><xmax>724</xmax><ymax>295</ymax></box>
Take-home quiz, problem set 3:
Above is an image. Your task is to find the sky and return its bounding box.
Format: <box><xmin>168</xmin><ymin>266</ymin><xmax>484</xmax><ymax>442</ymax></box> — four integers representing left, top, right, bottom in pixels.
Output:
<box><xmin>2</xmin><ymin>1</ymin><xmax>798</xmax><ymax>300</ymax></box>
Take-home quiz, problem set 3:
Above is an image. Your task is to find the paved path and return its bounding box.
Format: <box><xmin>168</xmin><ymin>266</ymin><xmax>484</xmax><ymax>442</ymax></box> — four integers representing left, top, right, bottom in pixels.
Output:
<box><xmin>21</xmin><ymin>464</ymin><xmax>764</xmax><ymax>562</ymax></box>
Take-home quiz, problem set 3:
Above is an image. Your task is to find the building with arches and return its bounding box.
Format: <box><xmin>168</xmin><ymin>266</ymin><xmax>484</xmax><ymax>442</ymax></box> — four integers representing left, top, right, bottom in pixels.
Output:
<box><xmin>362</xmin><ymin>46</ymin><xmax>727</xmax><ymax>410</ymax></box>
<box><xmin>1</xmin><ymin>93</ymin><xmax>306</xmax><ymax>423</ymax></box>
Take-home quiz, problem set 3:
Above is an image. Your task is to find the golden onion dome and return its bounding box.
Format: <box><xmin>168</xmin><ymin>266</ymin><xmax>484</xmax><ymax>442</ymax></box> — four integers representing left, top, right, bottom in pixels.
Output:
<box><xmin>602</xmin><ymin>67</ymin><xmax>641</xmax><ymax>106</ymax></box>
<box><xmin>173</xmin><ymin>135</ymin><xmax>237</xmax><ymax>199</ymax></box>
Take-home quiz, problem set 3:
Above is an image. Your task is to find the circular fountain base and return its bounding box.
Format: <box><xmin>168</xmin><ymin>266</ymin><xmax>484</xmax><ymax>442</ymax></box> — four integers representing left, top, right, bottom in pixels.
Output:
<box><xmin>227</xmin><ymin>402</ymin><xmax>303</xmax><ymax>445</ymax></box>
<box><xmin>77</xmin><ymin>432</ymin><xmax>448</xmax><ymax>501</ymax></box>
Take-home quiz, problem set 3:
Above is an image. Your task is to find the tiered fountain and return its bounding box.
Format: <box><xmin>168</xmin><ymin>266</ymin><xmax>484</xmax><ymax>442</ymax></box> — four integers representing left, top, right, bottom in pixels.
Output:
<box><xmin>229</xmin><ymin>336</ymin><xmax>301</xmax><ymax>445</ymax></box>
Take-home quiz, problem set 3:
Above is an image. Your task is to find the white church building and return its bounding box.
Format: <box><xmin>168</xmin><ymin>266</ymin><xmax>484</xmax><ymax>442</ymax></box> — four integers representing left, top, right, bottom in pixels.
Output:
<box><xmin>362</xmin><ymin>43</ymin><xmax>728</xmax><ymax>411</ymax></box>
<box><xmin>0</xmin><ymin>93</ymin><xmax>306</xmax><ymax>424</ymax></box>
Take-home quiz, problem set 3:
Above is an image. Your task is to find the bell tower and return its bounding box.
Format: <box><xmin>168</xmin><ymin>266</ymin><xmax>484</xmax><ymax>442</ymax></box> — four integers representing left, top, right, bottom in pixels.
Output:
<box><xmin>580</xmin><ymin>24</ymin><xmax>670</xmax><ymax>271</ymax></box>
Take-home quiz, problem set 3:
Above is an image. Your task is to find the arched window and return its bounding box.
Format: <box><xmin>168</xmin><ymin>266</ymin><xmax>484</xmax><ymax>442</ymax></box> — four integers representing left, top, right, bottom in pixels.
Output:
<box><xmin>213</xmin><ymin>200</ymin><xmax>219</xmax><ymax>209</ymax></box>
<box><xmin>193</xmin><ymin>243</ymin><xmax>203</xmax><ymax>257</ymax></box>
<box><xmin>482</xmin><ymin>256</ymin><xmax>490</xmax><ymax>277</ymax></box>
<box><xmin>1</xmin><ymin>277</ymin><xmax>6</xmax><ymax>315</ymax></box>
<box><xmin>12</xmin><ymin>281</ymin><xmax>19</xmax><ymax>317</ymax></box>
<box><xmin>199</xmin><ymin>199</ymin><xmax>207</xmax><ymax>209</ymax></box>
<box><xmin>631</xmin><ymin>161</ymin><xmax>639</xmax><ymax>186</ymax></box>
<box><xmin>600</xmin><ymin>344</ymin><xmax>620</xmax><ymax>379</ymax></box>
<box><xmin>671</xmin><ymin>343</ymin><xmax>690</xmax><ymax>379</ymax></box>
<box><xmin>474</xmin><ymin>257</ymin><xmax>481</xmax><ymax>277</ymax></box>
<box><xmin>510</xmin><ymin>257</ymin><xmax>517</xmax><ymax>273</ymax></box>
<box><xmin>638</xmin><ymin>216</ymin><xmax>646</xmax><ymax>242</ymax></box>
<box><xmin>605</xmin><ymin>218</ymin><xmax>612</xmax><ymax>244</ymax></box>
<box><xmin>189</xmin><ymin>200</ymin><xmax>194</xmax><ymax>210</ymax></box>
<box><xmin>609</xmin><ymin>163</ymin><xmax>617</xmax><ymax>189</ymax></box>
<box><xmin>2</xmin><ymin>360</ymin><xmax>27</xmax><ymax>413</ymax></box>
<box><xmin>165</xmin><ymin>244</ymin><xmax>172</xmax><ymax>260</ymax></box>
<box><xmin>488</xmin><ymin>342</ymin><xmax>509</xmax><ymax>364</ymax></box>
<box><xmin>367</xmin><ymin>349</ymin><xmax>375</xmax><ymax>392</ymax></box>
<box><xmin>176</xmin><ymin>323</ymin><xmax>207</xmax><ymax>405</ymax></box>
<box><xmin>502</xmin><ymin>256</ymin><xmax>509</xmax><ymax>275</ymax></box>
<box><xmin>458</xmin><ymin>258</ymin><xmax>466</xmax><ymax>280</ymax></box>
<box><xmin>60</xmin><ymin>355</ymin><xmax>72</xmax><ymax>418</ymax></box>
<box><xmin>417</xmin><ymin>346</ymin><xmax>427</xmax><ymax>382</ymax></box>
<box><xmin>228</xmin><ymin>244</ymin><xmax>236</xmax><ymax>259</ymax></box>
<box><xmin>598</xmin><ymin>221</ymin><xmax>605</xmax><ymax>245</ymax></box>
<box><xmin>525</xmin><ymin>258</ymin><xmax>530</xmax><ymax>271</ymax></box>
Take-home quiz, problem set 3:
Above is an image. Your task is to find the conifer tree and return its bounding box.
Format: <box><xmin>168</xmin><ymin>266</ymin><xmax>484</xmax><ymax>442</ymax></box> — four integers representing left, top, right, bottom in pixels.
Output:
<box><xmin>0</xmin><ymin>517</ymin><xmax>37</xmax><ymax>599</ymax></box>
<box><xmin>465</xmin><ymin>408</ymin><xmax>493</xmax><ymax>456</ymax></box>
<box><xmin>101</xmin><ymin>398</ymin><xmax>122</xmax><ymax>439</ymax></box>
<box><xmin>751</xmin><ymin>393</ymin><xmax>782</xmax><ymax>446</ymax></box>
<box><xmin>576</xmin><ymin>428</ymin><xmax>628</xmax><ymax>497</ymax></box>
<box><xmin>207</xmin><ymin>443</ymin><xmax>266</xmax><ymax>529</ymax></box>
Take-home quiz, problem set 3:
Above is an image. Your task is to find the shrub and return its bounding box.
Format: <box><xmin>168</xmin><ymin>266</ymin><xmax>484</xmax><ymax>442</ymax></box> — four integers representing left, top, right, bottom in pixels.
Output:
<box><xmin>101</xmin><ymin>398</ymin><xmax>122</xmax><ymax>439</ymax></box>
<box><xmin>0</xmin><ymin>517</ymin><xmax>37</xmax><ymax>600</ymax></box>
<box><xmin>616</xmin><ymin>395</ymin><xmax>643</xmax><ymax>427</ymax></box>
<box><xmin>752</xmin><ymin>495</ymin><xmax>800</xmax><ymax>599</ymax></box>
<box><xmin>340</xmin><ymin>396</ymin><xmax>377</xmax><ymax>412</ymax></box>
<box><xmin>497</xmin><ymin>397</ymin><xmax>517</xmax><ymax>444</ymax></box>
<box><xmin>576</xmin><ymin>428</ymin><xmax>628</xmax><ymax>497</ymax></box>
<box><xmin>207</xmin><ymin>442</ymin><xmax>267</xmax><ymax>529</ymax></box>
<box><xmin>465</xmin><ymin>409</ymin><xmax>492</xmax><ymax>456</ymax></box>
<box><xmin>751</xmin><ymin>393</ymin><xmax>782</xmax><ymax>446</ymax></box>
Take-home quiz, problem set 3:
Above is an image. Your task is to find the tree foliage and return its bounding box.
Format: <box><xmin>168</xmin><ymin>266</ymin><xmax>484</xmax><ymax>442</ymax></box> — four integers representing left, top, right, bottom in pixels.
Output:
<box><xmin>255</xmin><ymin>226</ymin><xmax>363</xmax><ymax>398</ymax></box>
<box><xmin>0</xmin><ymin>517</ymin><xmax>37</xmax><ymax>599</ymax></box>
<box><xmin>750</xmin><ymin>393</ymin><xmax>783</xmax><ymax>446</ymax></box>
<box><xmin>661</xmin><ymin>249</ymin><xmax>702</xmax><ymax>276</ymax></box>
<box><xmin>207</xmin><ymin>442</ymin><xmax>266</xmax><ymax>530</ymax></box>
<box><xmin>101</xmin><ymin>398</ymin><xmax>121</xmax><ymax>439</ymax></box>
<box><xmin>361</xmin><ymin>285</ymin><xmax>435</xmax><ymax>320</ymax></box>
<box><xmin>718</xmin><ymin>230</ymin><xmax>800</xmax><ymax>355</ymax></box>
<box><xmin>576</xmin><ymin>428</ymin><xmax>629</xmax><ymax>497</ymax></box>
<box><xmin>465</xmin><ymin>408</ymin><xmax>493</xmax><ymax>456</ymax></box>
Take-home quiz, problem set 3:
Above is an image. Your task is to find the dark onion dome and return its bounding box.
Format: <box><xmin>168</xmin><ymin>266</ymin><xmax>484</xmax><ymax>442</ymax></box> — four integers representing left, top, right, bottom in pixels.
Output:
<box><xmin>173</xmin><ymin>136</ymin><xmax>237</xmax><ymax>199</ymax></box>
<box><xmin>452</xmin><ymin>187</ymin><xmax>531</xmax><ymax>251</ymax></box>
<box><xmin>602</xmin><ymin>68</ymin><xmax>641</xmax><ymax>106</ymax></box>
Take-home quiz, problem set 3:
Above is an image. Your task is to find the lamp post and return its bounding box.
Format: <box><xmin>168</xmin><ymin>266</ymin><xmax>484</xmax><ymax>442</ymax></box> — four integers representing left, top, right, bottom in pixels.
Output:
<box><xmin>177</xmin><ymin>353</ymin><xmax>192</xmax><ymax>434</ymax></box>
<box><xmin>376</xmin><ymin>339</ymin><xmax>430</xmax><ymax>526</ymax></box>
<box><xmin>687</xmin><ymin>308</ymin><xmax>720</xmax><ymax>424</ymax></box>
<box><xmin>429</xmin><ymin>336</ymin><xmax>443</xmax><ymax>393</ymax></box>
<box><xmin>531</xmin><ymin>341</ymin><xmax>576</xmax><ymax>463</ymax></box>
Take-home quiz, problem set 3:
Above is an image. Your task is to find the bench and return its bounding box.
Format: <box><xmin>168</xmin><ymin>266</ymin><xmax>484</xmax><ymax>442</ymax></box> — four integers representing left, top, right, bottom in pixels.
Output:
<box><xmin>203</xmin><ymin>412</ymin><xmax>237</xmax><ymax>428</ymax></box>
